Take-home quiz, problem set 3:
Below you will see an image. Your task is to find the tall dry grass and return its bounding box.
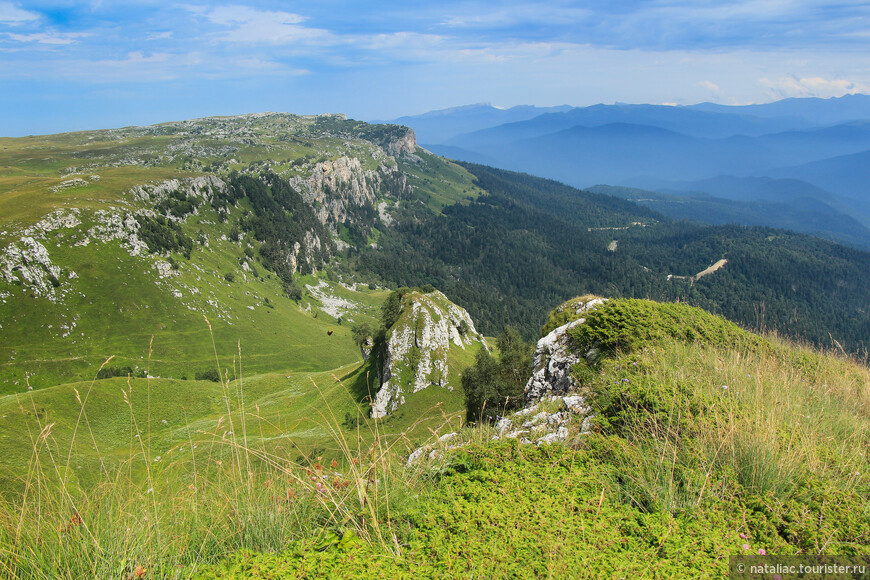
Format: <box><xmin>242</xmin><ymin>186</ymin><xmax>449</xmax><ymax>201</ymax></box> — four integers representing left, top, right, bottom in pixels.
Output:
<box><xmin>605</xmin><ymin>336</ymin><xmax>870</xmax><ymax>514</ymax></box>
<box><xmin>0</xmin><ymin>322</ymin><xmax>454</xmax><ymax>579</ymax></box>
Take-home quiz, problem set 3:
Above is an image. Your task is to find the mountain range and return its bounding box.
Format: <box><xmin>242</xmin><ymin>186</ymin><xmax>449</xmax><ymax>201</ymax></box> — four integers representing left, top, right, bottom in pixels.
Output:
<box><xmin>387</xmin><ymin>95</ymin><xmax>870</xmax><ymax>249</ymax></box>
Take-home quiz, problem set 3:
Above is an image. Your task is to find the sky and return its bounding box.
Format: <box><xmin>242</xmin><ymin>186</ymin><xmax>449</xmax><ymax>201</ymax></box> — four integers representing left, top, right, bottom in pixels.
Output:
<box><xmin>2</xmin><ymin>0</ymin><xmax>870</xmax><ymax>136</ymax></box>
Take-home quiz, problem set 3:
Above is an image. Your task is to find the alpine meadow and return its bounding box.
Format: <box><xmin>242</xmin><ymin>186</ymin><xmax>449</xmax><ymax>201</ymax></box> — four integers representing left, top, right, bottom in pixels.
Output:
<box><xmin>3</xmin><ymin>1</ymin><xmax>870</xmax><ymax>578</ymax></box>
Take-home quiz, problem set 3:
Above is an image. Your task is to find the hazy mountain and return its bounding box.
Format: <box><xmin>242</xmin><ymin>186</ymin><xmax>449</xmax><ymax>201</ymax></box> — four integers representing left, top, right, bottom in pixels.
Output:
<box><xmin>589</xmin><ymin>183</ymin><xmax>870</xmax><ymax>251</ymax></box>
<box><xmin>445</xmin><ymin>103</ymin><xmax>813</xmax><ymax>149</ymax></box>
<box><xmin>769</xmin><ymin>150</ymin><xmax>870</xmax><ymax>226</ymax></box>
<box><xmin>690</xmin><ymin>93</ymin><xmax>870</xmax><ymax>125</ymax></box>
<box><xmin>770</xmin><ymin>149</ymin><xmax>870</xmax><ymax>202</ymax></box>
<box><xmin>376</xmin><ymin>103</ymin><xmax>572</xmax><ymax>144</ymax></box>
<box><xmin>626</xmin><ymin>175</ymin><xmax>842</xmax><ymax>204</ymax></box>
<box><xmin>411</xmin><ymin>96</ymin><xmax>870</xmax><ymax>240</ymax></box>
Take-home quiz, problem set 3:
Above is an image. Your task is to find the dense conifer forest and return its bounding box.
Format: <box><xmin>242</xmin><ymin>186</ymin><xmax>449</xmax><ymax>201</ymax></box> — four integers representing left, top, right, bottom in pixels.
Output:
<box><xmin>351</xmin><ymin>163</ymin><xmax>870</xmax><ymax>352</ymax></box>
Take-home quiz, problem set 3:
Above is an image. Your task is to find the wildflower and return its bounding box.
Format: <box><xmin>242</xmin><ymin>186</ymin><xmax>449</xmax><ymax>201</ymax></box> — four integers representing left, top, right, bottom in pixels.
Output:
<box><xmin>722</xmin><ymin>385</ymin><xmax>729</xmax><ymax>390</ymax></box>
<box><xmin>330</xmin><ymin>459</ymin><xmax>338</xmax><ymax>469</ymax></box>
<box><xmin>742</xmin><ymin>544</ymin><xmax>749</xmax><ymax>550</ymax></box>
<box><xmin>133</xmin><ymin>564</ymin><xmax>147</xmax><ymax>578</ymax></box>
<box><xmin>758</xmin><ymin>548</ymin><xmax>767</xmax><ymax>555</ymax></box>
<box><xmin>739</xmin><ymin>533</ymin><xmax>747</xmax><ymax>539</ymax></box>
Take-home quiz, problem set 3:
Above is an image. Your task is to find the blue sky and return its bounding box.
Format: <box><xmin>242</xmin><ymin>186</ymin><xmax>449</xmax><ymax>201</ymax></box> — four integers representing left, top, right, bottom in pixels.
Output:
<box><xmin>2</xmin><ymin>1</ymin><xmax>869</xmax><ymax>136</ymax></box>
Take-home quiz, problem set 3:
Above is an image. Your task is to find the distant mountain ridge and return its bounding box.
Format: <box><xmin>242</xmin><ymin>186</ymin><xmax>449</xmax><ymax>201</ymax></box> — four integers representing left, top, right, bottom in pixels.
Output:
<box><xmin>390</xmin><ymin>94</ymin><xmax>870</xmax><ymax>249</ymax></box>
<box><xmin>374</xmin><ymin>103</ymin><xmax>572</xmax><ymax>144</ymax></box>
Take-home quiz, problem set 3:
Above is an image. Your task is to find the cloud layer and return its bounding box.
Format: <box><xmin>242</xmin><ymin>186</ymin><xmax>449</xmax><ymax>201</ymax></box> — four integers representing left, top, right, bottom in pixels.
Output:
<box><xmin>2</xmin><ymin>1</ymin><xmax>869</xmax><ymax>135</ymax></box>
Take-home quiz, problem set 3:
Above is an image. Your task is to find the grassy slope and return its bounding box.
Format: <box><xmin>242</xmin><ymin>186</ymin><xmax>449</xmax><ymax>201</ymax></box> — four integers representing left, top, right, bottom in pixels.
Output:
<box><xmin>1</xmin><ymin>298</ymin><xmax>867</xmax><ymax>578</ymax></box>
<box><xmin>1</xmin><ymin>116</ymin><xmax>481</xmax><ymax>392</ymax></box>
<box><xmin>0</xmin><ymin>117</ymin><xmax>489</xmax><ymax>504</ymax></box>
<box><xmin>193</xmin><ymin>302</ymin><xmax>870</xmax><ymax>579</ymax></box>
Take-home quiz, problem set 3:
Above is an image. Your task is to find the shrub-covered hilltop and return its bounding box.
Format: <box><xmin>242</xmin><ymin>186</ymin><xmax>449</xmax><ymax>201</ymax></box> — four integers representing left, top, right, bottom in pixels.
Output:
<box><xmin>197</xmin><ymin>298</ymin><xmax>870</xmax><ymax>578</ymax></box>
<box><xmin>4</xmin><ymin>296</ymin><xmax>868</xmax><ymax>578</ymax></box>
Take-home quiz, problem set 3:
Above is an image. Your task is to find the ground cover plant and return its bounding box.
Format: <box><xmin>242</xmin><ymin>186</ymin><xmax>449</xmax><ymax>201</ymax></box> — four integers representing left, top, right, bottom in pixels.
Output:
<box><xmin>2</xmin><ymin>299</ymin><xmax>866</xmax><ymax>579</ymax></box>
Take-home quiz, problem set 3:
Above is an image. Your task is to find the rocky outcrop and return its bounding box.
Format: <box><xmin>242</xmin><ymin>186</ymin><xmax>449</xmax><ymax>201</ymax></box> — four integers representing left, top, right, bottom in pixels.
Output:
<box><xmin>129</xmin><ymin>175</ymin><xmax>227</xmax><ymax>207</ymax></box>
<box><xmin>371</xmin><ymin>290</ymin><xmax>485</xmax><ymax>419</ymax></box>
<box><xmin>290</xmin><ymin>157</ymin><xmax>411</xmax><ymax>228</ymax></box>
<box><xmin>0</xmin><ymin>237</ymin><xmax>65</xmax><ymax>300</ymax></box>
<box><xmin>384</xmin><ymin>128</ymin><xmax>417</xmax><ymax>158</ymax></box>
<box><xmin>524</xmin><ymin>296</ymin><xmax>607</xmax><ymax>404</ymax></box>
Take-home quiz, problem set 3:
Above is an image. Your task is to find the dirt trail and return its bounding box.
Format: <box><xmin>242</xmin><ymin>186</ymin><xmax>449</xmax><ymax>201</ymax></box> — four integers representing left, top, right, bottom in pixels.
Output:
<box><xmin>693</xmin><ymin>259</ymin><xmax>728</xmax><ymax>282</ymax></box>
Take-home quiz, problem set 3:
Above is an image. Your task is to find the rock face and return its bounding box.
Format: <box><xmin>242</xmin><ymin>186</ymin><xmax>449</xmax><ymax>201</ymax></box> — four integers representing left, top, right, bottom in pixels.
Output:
<box><xmin>384</xmin><ymin>128</ymin><xmax>417</xmax><ymax>157</ymax></box>
<box><xmin>371</xmin><ymin>290</ymin><xmax>485</xmax><ymax>419</ymax></box>
<box><xmin>485</xmin><ymin>295</ymin><xmax>608</xmax><ymax>445</ymax></box>
<box><xmin>291</xmin><ymin>156</ymin><xmax>412</xmax><ymax>228</ymax></box>
<box><xmin>130</xmin><ymin>175</ymin><xmax>226</xmax><ymax>207</ymax></box>
<box><xmin>524</xmin><ymin>296</ymin><xmax>607</xmax><ymax>404</ymax></box>
<box><xmin>0</xmin><ymin>237</ymin><xmax>64</xmax><ymax>299</ymax></box>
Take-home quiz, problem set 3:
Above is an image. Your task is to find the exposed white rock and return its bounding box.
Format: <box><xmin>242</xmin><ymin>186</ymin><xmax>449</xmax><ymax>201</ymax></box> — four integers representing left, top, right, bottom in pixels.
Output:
<box><xmin>50</xmin><ymin>178</ymin><xmax>89</xmax><ymax>192</ymax></box>
<box><xmin>371</xmin><ymin>290</ymin><xmax>484</xmax><ymax>419</ymax></box>
<box><xmin>129</xmin><ymin>175</ymin><xmax>226</xmax><ymax>205</ymax></box>
<box><xmin>377</xmin><ymin>201</ymin><xmax>394</xmax><ymax>226</ymax></box>
<box><xmin>491</xmin><ymin>393</ymin><xmax>595</xmax><ymax>446</ymax></box>
<box><xmin>384</xmin><ymin>129</ymin><xmax>417</xmax><ymax>157</ymax></box>
<box><xmin>20</xmin><ymin>209</ymin><xmax>82</xmax><ymax>238</ymax></box>
<box><xmin>305</xmin><ymin>279</ymin><xmax>360</xmax><ymax>320</ymax></box>
<box><xmin>289</xmin><ymin>156</ymin><xmax>411</xmax><ymax>229</ymax></box>
<box><xmin>153</xmin><ymin>260</ymin><xmax>178</xmax><ymax>279</ymax></box>
<box><xmin>523</xmin><ymin>297</ymin><xmax>607</xmax><ymax>403</ymax></box>
<box><xmin>0</xmin><ymin>237</ymin><xmax>63</xmax><ymax>299</ymax></box>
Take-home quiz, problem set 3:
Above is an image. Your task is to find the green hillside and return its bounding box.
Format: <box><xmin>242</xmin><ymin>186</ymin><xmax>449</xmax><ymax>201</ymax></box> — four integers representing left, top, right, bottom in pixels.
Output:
<box><xmin>2</xmin><ymin>298</ymin><xmax>866</xmax><ymax>578</ymax></box>
<box><xmin>2</xmin><ymin>114</ymin><xmax>870</xmax><ymax>577</ymax></box>
<box><xmin>355</xmin><ymin>163</ymin><xmax>870</xmax><ymax>352</ymax></box>
<box><xmin>0</xmin><ymin>114</ymin><xmax>482</xmax><ymax>392</ymax></box>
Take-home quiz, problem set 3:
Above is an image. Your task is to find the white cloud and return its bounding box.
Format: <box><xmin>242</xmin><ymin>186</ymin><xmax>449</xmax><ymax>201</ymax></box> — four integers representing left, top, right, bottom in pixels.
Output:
<box><xmin>358</xmin><ymin>32</ymin><xmax>445</xmax><ymax>52</ymax></box>
<box><xmin>6</xmin><ymin>31</ymin><xmax>90</xmax><ymax>45</ymax></box>
<box><xmin>760</xmin><ymin>75</ymin><xmax>869</xmax><ymax>98</ymax></box>
<box><xmin>440</xmin><ymin>5</ymin><xmax>592</xmax><ymax>29</ymax></box>
<box><xmin>147</xmin><ymin>31</ymin><xmax>173</xmax><ymax>41</ymax></box>
<box><xmin>0</xmin><ymin>1</ymin><xmax>39</xmax><ymax>25</ymax></box>
<box><xmin>61</xmin><ymin>51</ymin><xmax>205</xmax><ymax>81</ymax></box>
<box><xmin>201</xmin><ymin>5</ymin><xmax>332</xmax><ymax>45</ymax></box>
<box><xmin>699</xmin><ymin>80</ymin><xmax>720</xmax><ymax>91</ymax></box>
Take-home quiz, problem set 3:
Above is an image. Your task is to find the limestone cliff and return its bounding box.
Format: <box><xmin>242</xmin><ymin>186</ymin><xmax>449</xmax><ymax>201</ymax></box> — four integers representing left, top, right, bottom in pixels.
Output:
<box><xmin>486</xmin><ymin>295</ymin><xmax>609</xmax><ymax>445</ymax></box>
<box><xmin>291</xmin><ymin>157</ymin><xmax>411</xmax><ymax>228</ymax></box>
<box><xmin>371</xmin><ymin>290</ymin><xmax>485</xmax><ymax>419</ymax></box>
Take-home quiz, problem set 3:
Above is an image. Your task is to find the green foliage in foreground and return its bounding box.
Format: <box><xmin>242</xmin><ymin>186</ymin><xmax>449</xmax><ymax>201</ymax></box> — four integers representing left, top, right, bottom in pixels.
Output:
<box><xmin>539</xmin><ymin>293</ymin><xmax>602</xmax><ymax>336</ymax></box>
<box><xmin>193</xmin><ymin>301</ymin><xmax>870</xmax><ymax>578</ymax></box>
<box><xmin>2</xmin><ymin>298</ymin><xmax>869</xmax><ymax>579</ymax></box>
<box><xmin>196</xmin><ymin>437</ymin><xmax>870</xmax><ymax>579</ymax></box>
